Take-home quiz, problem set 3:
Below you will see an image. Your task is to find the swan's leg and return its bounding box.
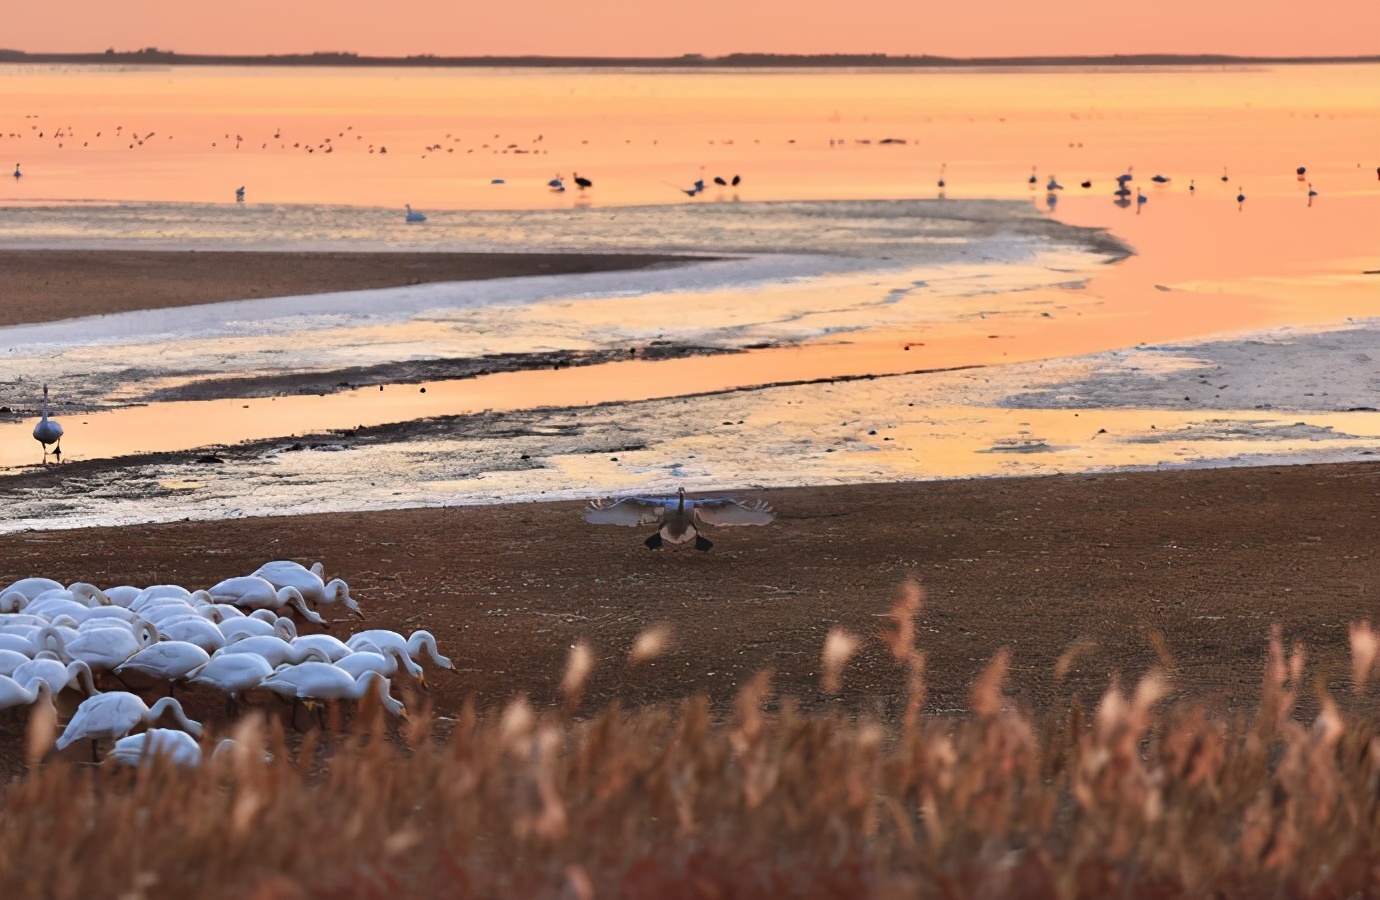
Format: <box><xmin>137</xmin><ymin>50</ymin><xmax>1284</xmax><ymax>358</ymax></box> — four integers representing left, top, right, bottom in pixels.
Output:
<box><xmin>695</xmin><ymin>535</ymin><xmax>714</xmax><ymax>552</ymax></box>
<box><xmin>644</xmin><ymin>532</ymin><xmax>663</xmax><ymax>550</ymax></box>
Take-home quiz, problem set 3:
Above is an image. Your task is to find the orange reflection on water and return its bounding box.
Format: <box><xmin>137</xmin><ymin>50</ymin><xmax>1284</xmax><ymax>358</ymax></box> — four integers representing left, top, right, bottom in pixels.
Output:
<box><xmin>3</xmin><ymin>64</ymin><xmax>1378</xmax><ymax>209</ymax></box>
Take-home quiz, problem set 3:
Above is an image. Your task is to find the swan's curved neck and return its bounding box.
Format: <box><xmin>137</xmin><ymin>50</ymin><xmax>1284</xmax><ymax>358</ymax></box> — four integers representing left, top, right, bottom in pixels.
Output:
<box><xmin>69</xmin><ymin>660</ymin><xmax>97</xmax><ymax>695</ymax></box>
<box><xmin>148</xmin><ymin>697</ymin><xmax>201</xmax><ymax>736</ymax></box>
<box><xmin>408</xmin><ymin>631</ymin><xmax>451</xmax><ymax>668</ymax></box>
<box><xmin>356</xmin><ymin>671</ymin><xmax>403</xmax><ymax>715</ymax></box>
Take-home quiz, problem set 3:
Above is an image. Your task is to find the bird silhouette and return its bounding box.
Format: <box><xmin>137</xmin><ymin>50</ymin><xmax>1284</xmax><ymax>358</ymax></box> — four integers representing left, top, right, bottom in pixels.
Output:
<box><xmin>573</xmin><ymin>173</ymin><xmax>592</xmax><ymax>190</ymax></box>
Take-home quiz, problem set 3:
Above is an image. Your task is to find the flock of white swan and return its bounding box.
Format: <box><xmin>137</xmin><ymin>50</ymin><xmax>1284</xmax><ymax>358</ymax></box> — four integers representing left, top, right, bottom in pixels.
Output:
<box><xmin>0</xmin><ymin>559</ymin><xmax>453</xmax><ymax>764</ymax></box>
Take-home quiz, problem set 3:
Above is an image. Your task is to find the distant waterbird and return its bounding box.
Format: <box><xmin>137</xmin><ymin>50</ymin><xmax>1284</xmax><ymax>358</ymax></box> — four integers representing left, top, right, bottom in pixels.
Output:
<box><xmin>1296</xmin><ymin>166</ymin><xmax>1307</xmax><ymax>180</ymax></box>
<box><xmin>1046</xmin><ymin>176</ymin><xmax>1063</xmax><ymax>191</ymax></box>
<box><xmin>938</xmin><ymin>163</ymin><xmax>947</xmax><ymax>189</ymax></box>
<box><xmin>1189</xmin><ymin>179</ymin><xmax>1196</xmax><ymax>193</ymax></box>
<box><xmin>32</xmin><ymin>384</ymin><xmax>63</xmax><ymax>464</ymax></box>
<box><xmin>713</xmin><ymin>176</ymin><xmax>728</xmax><ymax>186</ymax></box>
<box><xmin>731</xmin><ymin>174</ymin><xmax>741</xmax><ymax>187</ymax></box>
<box><xmin>1236</xmin><ymin>186</ymin><xmax>1246</xmax><ymax>204</ymax></box>
<box><xmin>12</xmin><ymin>163</ymin><xmax>20</xmax><ymax>179</ymax></box>
<box><xmin>1116</xmin><ymin>170</ymin><xmax>1134</xmax><ymax>185</ymax></box>
<box><xmin>585</xmin><ymin>486</ymin><xmax>776</xmax><ymax>551</ymax></box>
<box><xmin>234</xmin><ymin>186</ymin><xmax>245</xmax><ymax>202</ymax></box>
<box><xmin>1028</xmin><ymin>166</ymin><xmax>1038</xmax><ymax>186</ymax></box>
<box><xmin>1080</xmin><ymin>179</ymin><xmax>1092</xmax><ymax>189</ymax></box>
<box><xmin>404</xmin><ymin>204</ymin><xmax>426</xmax><ymax>223</ymax></box>
<box><xmin>1221</xmin><ymin>166</ymin><xmax>1230</xmax><ymax>183</ymax></box>
<box><xmin>573</xmin><ymin>173</ymin><xmax>592</xmax><ymax>190</ymax></box>
<box><xmin>1151</xmin><ymin>174</ymin><xmax>1169</xmax><ymax>184</ymax></box>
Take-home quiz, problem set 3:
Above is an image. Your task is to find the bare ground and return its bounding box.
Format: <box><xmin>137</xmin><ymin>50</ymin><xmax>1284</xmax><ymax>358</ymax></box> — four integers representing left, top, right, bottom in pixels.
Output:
<box><xmin>1</xmin><ymin>459</ymin><xmax>1377</xmax><ymax>775</ymax></box>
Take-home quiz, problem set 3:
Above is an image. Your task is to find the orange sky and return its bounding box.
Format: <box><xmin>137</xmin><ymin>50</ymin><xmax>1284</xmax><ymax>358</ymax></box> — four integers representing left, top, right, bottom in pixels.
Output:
<box><xmin>3</xmin><ymin>0</ymin><xmax>1378</xmax><ymax>58</ymax></box>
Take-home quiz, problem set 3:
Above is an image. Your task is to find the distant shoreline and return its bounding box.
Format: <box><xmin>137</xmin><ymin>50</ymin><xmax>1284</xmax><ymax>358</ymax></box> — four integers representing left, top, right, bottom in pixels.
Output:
<box><xmin>2</xmin><ymin>49</ymin><xmax>1377</xmax><ymax>68</ymax></box>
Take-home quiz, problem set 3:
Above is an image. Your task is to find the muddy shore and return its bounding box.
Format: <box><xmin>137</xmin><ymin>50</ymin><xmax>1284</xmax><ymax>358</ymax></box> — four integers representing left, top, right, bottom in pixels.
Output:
<box><xmin>0</xmin><ymin>249</ymin><xmax>702</xmax><ymax>327</ymax></box>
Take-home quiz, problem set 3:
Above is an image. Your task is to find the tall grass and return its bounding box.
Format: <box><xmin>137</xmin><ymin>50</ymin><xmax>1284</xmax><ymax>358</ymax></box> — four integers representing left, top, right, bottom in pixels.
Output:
<box><xmin>3</xmin><ymin>588</ymin><xmax>1379</xmax><ymax>898</ymax></box>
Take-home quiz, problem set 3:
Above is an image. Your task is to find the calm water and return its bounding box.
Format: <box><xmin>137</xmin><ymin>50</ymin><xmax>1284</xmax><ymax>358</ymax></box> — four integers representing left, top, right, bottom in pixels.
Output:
<box><xmin>3</xmin><ymin>64</ymin><xmax>1377</xmax><ymax>210</ymax></box>
<box><xmin>0</xmin><ymin>64</ymin><xmax>1377</xmax><ymax>528</ymax></box>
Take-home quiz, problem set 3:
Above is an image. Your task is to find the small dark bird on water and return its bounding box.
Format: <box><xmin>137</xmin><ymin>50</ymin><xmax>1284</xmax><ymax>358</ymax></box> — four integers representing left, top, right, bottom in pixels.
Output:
<box><xmin>1080</xmin><ymin>179</ymin><xmax>1092</xmax><ymax>188</ymax></box>
<box><xmin>573</xmin><ymin>173</ymin><xmax>592</xmax><ymax>189</ymax></box>
<box><xmin>713</xmin><ymin>176</ymin><xmax>727</xmax><ymax>186</ymax></box>
<box><xmin>731</xmin><ymin>174</ymin><xmax>741</xmax><ymax>186</ymax></box>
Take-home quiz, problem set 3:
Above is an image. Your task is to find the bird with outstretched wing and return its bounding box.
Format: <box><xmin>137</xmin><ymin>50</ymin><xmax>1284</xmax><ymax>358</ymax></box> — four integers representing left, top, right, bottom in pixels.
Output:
<box><xmin>585</xmin><ymin>487</ymin><xmax>776</xmax><ymax>551</ymax></box>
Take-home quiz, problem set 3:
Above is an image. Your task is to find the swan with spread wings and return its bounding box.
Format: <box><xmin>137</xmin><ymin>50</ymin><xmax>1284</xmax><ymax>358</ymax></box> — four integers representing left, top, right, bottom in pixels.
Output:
<box><xmin>584</xmin><ymin>487</ymin><xmax>776</xmax><ymax>551</ymax></box>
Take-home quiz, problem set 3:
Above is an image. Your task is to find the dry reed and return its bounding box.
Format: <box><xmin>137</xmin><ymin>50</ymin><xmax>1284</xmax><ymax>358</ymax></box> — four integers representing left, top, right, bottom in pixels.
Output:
<box><xmin>3</xmin><ymin>592</ymin><xmax>1380</xmax><ymax>899</ymax></box>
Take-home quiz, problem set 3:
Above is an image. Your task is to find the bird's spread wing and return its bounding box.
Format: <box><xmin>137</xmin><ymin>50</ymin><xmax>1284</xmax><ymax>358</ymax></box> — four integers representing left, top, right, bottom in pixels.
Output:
<box><xmin>584</xmin><ymin>498</ymin><xmax>669</xmax><ymax>527</ymax></box>
<box><xmin>691</xmin><ymin>498</ymin><xmax>777</xmax><ymax>527</ymax></box>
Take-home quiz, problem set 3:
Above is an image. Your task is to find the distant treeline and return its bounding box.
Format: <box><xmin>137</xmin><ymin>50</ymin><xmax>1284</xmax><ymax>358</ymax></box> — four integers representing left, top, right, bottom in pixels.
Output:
<box><xmin>1</xmin><ymin>48</ymin><xmax>1377</xmax><ymax>68</ymax></box>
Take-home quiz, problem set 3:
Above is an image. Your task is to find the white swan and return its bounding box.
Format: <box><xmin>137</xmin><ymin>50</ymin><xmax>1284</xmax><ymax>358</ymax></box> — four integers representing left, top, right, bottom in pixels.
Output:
<box><xmin>261</xmin><ymin>664</ymin><xmax>405</xmax><ymax>717</ymax></box>
<box><xmin>66</xmin><ymin>620</ymin><xmax>158</xmax><ymax>671</ymax></box>
<box><xmin>290</xmin><ymin>634</ymin><xmax>353</xmax><ymax>662</ymax></box>
<box><xmin>346</xmin><ymin>629</ymin><xmax>453</xmax><ymax>670</ymax></box>
<box><xmin>335</xmin><ymin>643</ymin><xmax>424</xmax><ymax>681</ymax></box>
<box><xmin>206</xmin><ymin>576</ymin><xmax>326</xmax><ymax>625</ymax></box>
<box><xmin>33</xmin><ymin>384</ymin><xmax>64</xmax><ymax>463</ymax></box>
<box><xmin>218</xmin><ymin>613</ymin><xmax>296</xmax><ymax>643</ymax></box>
<box><xmin>132</xmin><ymin>585</ymin><xmax>194</xmax><ymax>605</ymax></box>
<box><xmin>585</xmin><ymin>486</ymin><xmax>777</xmax><ymax>551</ymax></box>
<box><xmin>1</xmin><ymin>577</ymin><xmax>63</xmax><ymax>600</ymax></box>
<box><xmin>103</xmin><ymin>586</ymin><xmax>142</xmax><ymax>608</ymax></box>
<box><xmin>404</xmin><ymin>204</ymin><xmax>427</xmax><ymax>223</ymax></box>
<box><xmin>0</xmin><ymin>675</ymin><xmax>54</xmax><ymax>711</ymax></box>
<box><xmin>107</xmin><ymin>728</ymin><xmax>203</xmax><ymax>767</ymax></box>
<box><xmin>0</xmin><ymin>648</ymin><xmax>34</xmax><ymax>675</ymax></box>
<box><xmin>187</xmin><ymin>652</ymin><xmax>275</xmax><ymax>698</ymax></box>
<box><xmin>56</xmin><ymin>692</ymin><xmax>202</xmax><ymax>757</ymax></box>
<box><xmin>251</xmin><ymin>562</ymin><xmax>361</xmax><ymax>617</ymax></box>
<box><xmin>32</xmin><ymin>582</ymin><xmax>111</xmax><ymax>607</ymax></box>
<box><xmin>0</xmin><ymin>624</ymin><xmax>70</xmax><ymax>658</ymax></box>
<box><xmin>11</xmin><ymin>657</ymin><xmax>97</xmax><ymax>695</ymax></box>
<box><xmin>115</xmin><ymin>640</ymin><xmax>211</xmax><ymax>681</ymax></box>
<box><xmin>157</xmin><ymin>617</ymin><xmax>226</xmax><ymax>653</ymax></box>
<box><xmin>0</xmin><ymin>613</ymin><xmax>53</xmax><ymax>631</ymax></box>
<box><xmin>214</xmin><ymin>635</ymin><xmax>328</xmax><ymax>668</ymax></box>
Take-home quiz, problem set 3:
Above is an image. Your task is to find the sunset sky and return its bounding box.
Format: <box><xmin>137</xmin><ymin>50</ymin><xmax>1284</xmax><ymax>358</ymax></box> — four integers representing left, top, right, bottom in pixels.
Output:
<box><xmin>4</xmin><ymin>0</ymin><xmax>1378</xmax><ymax>59</ymax></box>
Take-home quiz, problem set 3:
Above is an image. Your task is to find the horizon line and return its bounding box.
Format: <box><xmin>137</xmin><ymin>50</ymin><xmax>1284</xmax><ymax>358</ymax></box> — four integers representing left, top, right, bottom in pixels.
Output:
<box><xmin>2</xmin><ymin>48</ymin><xmax>1378</xmax><ymax>68</ymax></box>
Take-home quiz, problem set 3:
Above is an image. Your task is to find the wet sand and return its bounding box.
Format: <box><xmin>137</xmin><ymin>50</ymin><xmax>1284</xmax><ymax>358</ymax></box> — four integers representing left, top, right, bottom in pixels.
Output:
<box><xmin>0</xmin><ymin>249</ymin><xmax>698</xmax><ymax>328</ymax></box>
<box><xmin>0</xmin><ymin>460</ymin><xmax>1374</xmax><ymax>770</ymax></box>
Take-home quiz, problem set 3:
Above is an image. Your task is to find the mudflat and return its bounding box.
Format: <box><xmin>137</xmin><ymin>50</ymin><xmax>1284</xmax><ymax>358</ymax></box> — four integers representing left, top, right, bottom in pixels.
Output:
<box><xmin>0</xmin><ymin>460</ymin><xmax>1373</xmax><ymax>742</ymax></box>
<box><xmin>0</xmin><ymin>249</ymin><xmax>696</xmax><ymax>327</ymax></box>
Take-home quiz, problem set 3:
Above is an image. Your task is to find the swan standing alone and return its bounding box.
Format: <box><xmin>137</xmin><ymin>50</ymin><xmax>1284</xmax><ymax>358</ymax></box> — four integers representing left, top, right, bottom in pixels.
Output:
<box><xmin>405</xmin><ymin>204</ymin><xmax>426</xmax><ymax>222</ymax></box>
<box><xmin>32</xmin><ymin>384</ymin><xmax>63</xmax><ymax>463</ymax></box>
<box><xmin>585</xmin><ymin>486</ymin><xmax>777</xmax><ymax>551</ymax></box>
